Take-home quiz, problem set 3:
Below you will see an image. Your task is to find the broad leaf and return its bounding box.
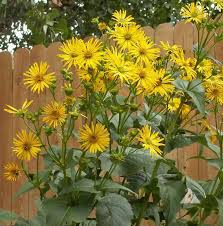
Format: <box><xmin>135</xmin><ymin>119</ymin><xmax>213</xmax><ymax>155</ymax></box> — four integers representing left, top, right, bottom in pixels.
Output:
<box><xmin>96</xmin><ymin>193</ymin><xmax>133</xmax><ymax>226</ymax></box>
<box><xmin>174</xmin><ymin>79</ymin><xmax>205</xmax><ymax>115</ymax></box>
<box><xmin>160</xmin><ymin>180</ymin><xmax>186</xmax><ymax>224</ymax></box>
<box><xmin>14</xmin><ymin>181</ymin><xmax>35</xmax><ymax>198</ymax></box>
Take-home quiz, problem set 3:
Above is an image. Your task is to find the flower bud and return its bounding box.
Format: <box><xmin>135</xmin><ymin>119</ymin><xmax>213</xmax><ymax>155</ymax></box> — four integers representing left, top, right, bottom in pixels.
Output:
<box><xmin>44</xmin><ymin>126</ymin><xmax>54</xmax><ymax>136</ymax></box>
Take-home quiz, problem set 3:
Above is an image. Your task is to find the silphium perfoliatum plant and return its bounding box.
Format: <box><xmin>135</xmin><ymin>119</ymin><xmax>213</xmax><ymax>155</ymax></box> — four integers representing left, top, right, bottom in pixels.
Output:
<box><xmin>2</xmin><ymin>1</ymin><xmax>223</xmax><ymax>225</ymax></box>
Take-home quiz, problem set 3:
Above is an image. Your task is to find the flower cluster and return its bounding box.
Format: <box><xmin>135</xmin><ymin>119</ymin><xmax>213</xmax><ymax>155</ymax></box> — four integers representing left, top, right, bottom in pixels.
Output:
<box><xmin>3</xmin><ymin>4</ymin><xmax>223</xmax><ymax>226</ymax></box>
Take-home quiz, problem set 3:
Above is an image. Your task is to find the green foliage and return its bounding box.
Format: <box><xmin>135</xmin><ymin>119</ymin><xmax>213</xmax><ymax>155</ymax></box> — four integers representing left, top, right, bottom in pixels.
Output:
<box><xmin>0</xmin><ymin>0</ymin><xmax>194</xmax><ymax>51</ymax></box>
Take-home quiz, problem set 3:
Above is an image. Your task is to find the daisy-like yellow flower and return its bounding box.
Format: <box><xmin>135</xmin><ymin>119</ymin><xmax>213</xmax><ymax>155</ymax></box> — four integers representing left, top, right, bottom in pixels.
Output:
<box><xmin>197</xmin><ymin>59</ymin><xmax>213</xmax><ymax>78</ymax></box>
<box><xmin>160</xmin><ymin>41</ymin><xmax>182</xmax><ymax>55</ymax></box>
<box><xmin>4</xmin><ymin>99</ymin><xmax>33</xmax><ymax>116</ymax></box>
<box><xmin>138</xmin><ymin>125</ymin><xmax>164</xmax><ymax>157</ymax></box>
<box><xmin>172</xmin><ymin>50</ymin><xmax>197</xmax><ymax>80</ymax></box>
<box><xmin>79</xmin><ymin>123</ymin><xmax>110</xmax><ymax>153</ymax></box>
<box><xmin>211</xmin><ymin>0</ymin><xmax>223</xmax><ymax>10</ymax></box>
<box><xmin>4</xmin><ymin>163</ymin><xmax>21</xmax><ymax>182</ymax></box>
<box><xmin>13</xmin><ymin>130</ymin><xmax>41</xmax><ymax>161</ymax></box>
<box><xmin>112</xmin><ymin>10</ymin><xmax>134</xmax><ymax>25</ymax></box>
<box><xmin>180</xmin><ymin>3</ymin><xmax>207</xmax><ymax>24</ymax></box>
<box><xmin>98</xmin><ymin>22</ymin><xmax>107</xmax><ymax>31</ymax></box>
<box><xmin>168</xmin><ymin>98</ymin><xmax>181</xmax><ymax>112</ymax></box>
<box><xmin>105</xmin><ymin>47</ymin><xmax>134</xmax><ymax>82</ymax></box>
<box><xmin>129</xmin><ymin>38</ymin><xmax>160</xmax><ymax>64</ymax></box>
<box><xmin>75</xmin><ymin>38</ymin><xmax>103</xmax><ymax>69</ymax></box>
<box><xmin>131</xmin><ymin>64</ymin><xmax>155</xmax><ymax>87</ymax></box>
<box><xmin>141</xmin><ymin>69</ymin><xmax>174</xmax><ymax>96</ymax></box>
<box><xmin>205</xmin><ymin>78</ymin><xmax>223</xmax><ymax>104</ymax></box>
<box><xmin>111</xmin><ymin>24</ymin><xmax>145</xmax><ymax>50</ymax></box>
<box><xmin>181</xmin><ymin>104</ymin><xmax>191</xmax><ymax>118</ymax></box>
<box><xmin>24</xmin><ymin>62</ymin><xmax>56</xmax><ymax>94</ymax></box>
<box><xmin>42</xmin><ymin>102</ymin><xmax>67</xmax><ymax>128</ymax></box>
<box><xmin>58</xmin><ymin>37</ymin><xmax>85</xmax><ymax>69</ymax></box>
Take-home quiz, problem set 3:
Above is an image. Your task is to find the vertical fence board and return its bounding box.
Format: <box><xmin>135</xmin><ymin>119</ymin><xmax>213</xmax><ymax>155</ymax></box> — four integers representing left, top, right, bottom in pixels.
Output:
<box><xmin>143</xmin><ymin>26</ymin><xmax>155</xmax><ymax>41</ymax></box>
<box><xmin>28</xmin><ymin>45</ymin><xmax>47</xmax><ymax>218</ymax></box>
<box><xmin>0</xmin><ymin>52</ymin><xmax>13</xmax><ymax>215</ymax></box>
<box><xmin>173</xmin><ymin>21</ymin><xmax>199</xmax><ymax>179</ymax></box>
<box><xmin>12</xmin><ymin>48</ymin><xmax>30</xmax><ymax>218</ymax></box>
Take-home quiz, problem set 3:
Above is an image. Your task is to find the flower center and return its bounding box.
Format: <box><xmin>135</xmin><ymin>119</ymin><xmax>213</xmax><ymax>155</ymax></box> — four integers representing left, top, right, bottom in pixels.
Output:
<box><xmin>35</xmin><ymin>74</ymin><xmax>44</xmax><ymax>82</ymax></box>
<box><xmin>89</xmin><ymin>135</ymin><xmax>98</xmax><ymax>144</ymax></box>
<box><xmin>155</xmin><ymin>78</ymin><xmax>163</xmax><ymax>87</ymax></box>
<box><xmin>84</xmin><ymin>51</ymin><xmax>93</xmax><ymax>59</ymax></box>
<box><xmin>23</xmin><ymin>142</ymin><xmax>31</xmax><ymax>152</ymax></box>
<box><xmin>139</xmin><ymin>48</ymin><xmax>146</xmax><ymax>55</ymax></box>
<box><xmin>124</xmin><ymin>33</ymin><xmax>132</xmax><ymax>41</ymax></box>
<box><xmin>51</xmin><ymin>110</ymin><xmax>60</xmax><ymax>119</ymax></box>
<box><xmin>139</xmin><ymin>71</ymin><xmax>146</xmax><ymax>79</ymax></box>
<box><xmin>11</xmin><ymin>169</ymin><xmax>19</xmax><ymax>176</ymax></box>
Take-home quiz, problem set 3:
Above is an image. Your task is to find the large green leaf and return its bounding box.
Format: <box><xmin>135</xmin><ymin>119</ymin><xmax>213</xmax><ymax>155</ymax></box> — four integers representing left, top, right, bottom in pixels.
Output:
<box><xmin>14</xmin><ymin>181</ymin><xmax>35</xmax><ymax>198</ymax></box>
<box><xmin>97</xmin><ymin>179</ymin><xmax>136</xmax><ymax>195</ymax></box>
<box><xmin>186</xmin><ymin>177</ymin><xmax>206</xmax><ymax>200</ymax></box>
<box><xmin>217</xmin><ymin>199</ymin><xmax>223</xmax><ymax>226</ymax></box>
<box><xmin>100</xmin><ymin>150</ymin><xmax>154</xmax><ymax>176</ymax></box>
<box><xmin>96</xmin><ymin>193</ymin><xmax>133</xmax><ymax>226</ymax></box>
<box><xmin>42</xmin><ymin>195</ymin><xmax>93</xmax><ymax>225</ymax></box>
<box><xmin>160</xmin><ymin>180</ymin><xmax>186</xmax><ymax>224</ymax></box>
<box><xmin>174</xmin><ymin>79</ymin><xmax>205</xmax><ymax>115</ymax></box>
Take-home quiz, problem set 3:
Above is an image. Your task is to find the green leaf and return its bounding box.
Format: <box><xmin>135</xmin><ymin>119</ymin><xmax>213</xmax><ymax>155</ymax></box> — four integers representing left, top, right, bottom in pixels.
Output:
<box><xmin>174</xmin><ymin>79</ymin><xmax>205</xmax><ymax>115</ymax></box>
<box><xmin>0</xmin><ymin>210</ymin><xmax>18</xmax><ymax>221</ymax></box>
<box><xmin>160</xmin><ymin>180</ymin><xmax>186</xmax><ymax>224</ymax></box>
<box><xmin>14</xmin><ymin>181</ymin><xmax>35</xmax><ymax>198</ymax></box>
<box><xmin>98</xmin><ymin>179</ymin><xmax>136</xmax><ymax>195</ymax></box>
<box><xmin>217</xmin><ymin>199</ymin><xmax>223</xmax><ymax>226</ymax></box>
<box><xmin>100</xmin><ymin>151</ymin><xmax>154</xmax><ymax>176</ymax></box>
<box><xmin>186</xmin><ymin>176</ymin><xmax>206</xmax><ymax>200</ymax></box>
<box><xmin>43</xmin><ymin>195</ymin><xmax>93</xmax><ymax>225</ymax></box>
<box><xmin>207</xmin><ymin>159</ymin><xmax>223</xmax><ymax>169</ymax></box>
<box><xmin>96</xmin><ymin>193</ymin><xmax>133</xmax><ymax>226</ymax></box>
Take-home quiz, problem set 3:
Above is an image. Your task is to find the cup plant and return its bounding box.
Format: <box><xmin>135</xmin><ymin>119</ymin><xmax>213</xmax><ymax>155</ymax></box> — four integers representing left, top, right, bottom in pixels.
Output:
<box><xmin>2</xmin><ymin>1</ymin><xmax>223</xmax><ymax>225</ymax></box>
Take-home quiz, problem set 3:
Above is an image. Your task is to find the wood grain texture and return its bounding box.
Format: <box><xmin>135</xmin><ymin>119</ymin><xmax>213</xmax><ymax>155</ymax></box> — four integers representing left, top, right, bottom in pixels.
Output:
<box><xmin>11</xmin><ymin>48</ymin><xmax>30</xmax><ymax>218</ymax></box>
<box><xmin>0</xmin><ymin>52</ymin><xmax>13</xmax><ymax>226</ymax></box>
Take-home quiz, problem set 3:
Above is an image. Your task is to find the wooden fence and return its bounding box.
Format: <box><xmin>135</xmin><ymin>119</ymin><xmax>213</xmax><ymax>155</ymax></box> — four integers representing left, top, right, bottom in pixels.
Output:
<box><xmin>0</xmin><ymin>21</ymin><xmax>223</xmax><ymax>225</ymax></box>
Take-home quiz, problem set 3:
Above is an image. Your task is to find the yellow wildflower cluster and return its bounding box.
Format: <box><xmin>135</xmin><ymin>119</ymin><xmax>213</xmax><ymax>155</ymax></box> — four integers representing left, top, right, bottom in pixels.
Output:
<box><xmin>3</xmin><ymin>7</ymin><xmax>223</xmax><ymax>183</ymax></box>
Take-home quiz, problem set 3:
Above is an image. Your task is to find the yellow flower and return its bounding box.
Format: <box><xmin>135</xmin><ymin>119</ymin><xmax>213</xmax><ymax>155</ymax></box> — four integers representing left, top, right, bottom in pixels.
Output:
<box><xmin>180</xmin><ymin>3</ymin><xmax>207</xmax><ymax>24</ymax></box>
<box><xmin>111</xmin><ymin>24</ymin><xmax>145</xmax><ymax>50</ymax></box>
<box><xmin>42</xmin><ymin>102</ymin><xmax>67</xmax><ymax>128</ymax></box>
<box><xmin>172</xmin><ymin>50</ymin><xmax>197</xmax><ymax>80</ymax></box>
<box><xmin>160</xmin><ymin>41</ymin><xmax>182</xmax><ymax>55</ymax></box>
<box><xmin>58</xmin><ymin>37</ymin><xmax>85</xmax><ymax>69</ymax></box>
<box><xmin>4</xmin><ymin>99</ymin><xmax>33</xmax><ymax>116</ymax></box>
<box><xmin>76</xmin><ymin>68</ymin><xmax>93</xmax><ymax>82</ymax></box>
<box><xmin>4</xmin><ymin>163</ymin><xmax>21</xmax><ymax>182</ymax></box>
<box><xmin>105</xmin><ymin>47</ymin><xmax>134</xmax><ymax>83</ymax></box>
<box><xmin>197</xmin><ymin>59</ymin><xmax>213</xmax><ymax>78</ymax></box>
<box><xmin>168</xmin><ymin>98</ymin><xmax>181</xmax><ymax>112</ymax></box>
<box><xmin>75</xmin><ymin>38</ymin><xmax>103</xmax><ymax>69</ymax></box>
<box><xmin>181</xmin><ymin>104</ymin><xmax>191</xmax><ymax>118</ymax></box>
<box><xmin>205</xmin><ymin>78</ymin><xmax>223</xmax><ymax>104</ymax></box>
<box><xmin>98</xmin><ymin>22</ymin><xmax>107</xmax><ymax>31</ymax></box>
<box><xmin>79</xmin><ymin>123</ymin><xmax>110</xmax><ymax>153</ymax></box>
<box><xmin>93</xmin><ymin>74</ymin><xmax>106</xmax><ymax>93</ymax></box>
<box><xmin>140</xmin><ymin>69</ymin><xmax>174</xmax><ymax>96</ymax></box>
<box><xmin>24</xmin><ymin>62</ymin><xmax>56</xmax><ymax>94</ymax></box>
<box><xmin>112</xmin><ymin>10</ymin><xmax>134</xmax><ymax>25</ymax></box>
<box><xmin>129</xmin><ymin>38</ymin><xmax>160</xmax><ymax>64</ymax></box>
<box><xmin>13</xmin><ymin>130</ymin><xmax>41</xmax><ymax>161</ymax></box>
<box><xmin>138</xmin><ymin>125</ymin><xmax>164</xmax><ymax>157</ymax></box>
<box><xmin>211</xmin><ymin>0</ymin><xmax>223</xmax><ymax>10</ymax></box>
<box><xmin>131</xmin><ymin>65</ymin><xmax>155</xmax><ymax>87</ymax></box>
